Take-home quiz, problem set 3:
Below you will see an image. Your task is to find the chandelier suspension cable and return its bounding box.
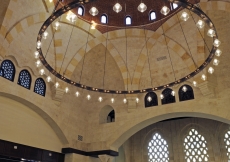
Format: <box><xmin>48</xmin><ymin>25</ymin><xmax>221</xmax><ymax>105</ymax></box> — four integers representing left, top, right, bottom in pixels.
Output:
<box><xmin>79</xmin><ymin>23</ymin><xmax>91</xmax><ymax>84</ymax></box>
<box><xmin>188</xmin><ymin>10</ymin><xmax>211</xmax><ymax>53</ymax></box>
<box><xmin>175</xmin><ymin>11</ymin><xmax>198</xmax><ymax>68</ymax></box>
<box><xmin>125</xmin><ymin>2</ymin><xmax>129</xmax><ymax>92</ymax></box>
<box><xmin>59</xmin><ymin>24</ymin><xmax>75</xmax><ymax>75</ymax></box>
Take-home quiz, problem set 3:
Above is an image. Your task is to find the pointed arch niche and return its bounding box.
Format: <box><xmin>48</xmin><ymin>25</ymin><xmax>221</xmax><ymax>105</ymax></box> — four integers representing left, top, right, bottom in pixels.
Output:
<box><xmin>99</xmin><ymin>105</ymin><xmax>115</xmax><ymax>124</ymax></box>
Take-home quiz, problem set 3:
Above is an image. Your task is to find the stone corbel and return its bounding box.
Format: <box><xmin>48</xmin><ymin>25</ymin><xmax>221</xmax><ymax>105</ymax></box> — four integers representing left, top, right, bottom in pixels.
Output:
<box><xmin>51</xmin><ymin>86</ymin><xmax>65</xmax><ymax>104</ymax></box>
<box><xmin>98</xmin><ymin>155</ymin><xmax>115</xmax><ymax>162</ymax></box>
<box><xmin>126</xmin><ymin>94</ymin><xmax>138</xmax><ymax>112</ymax></box>
<box><xmin>198</xmin><ymin>78</ymin><xmax>217</xmax><ymax>97</ymax></box>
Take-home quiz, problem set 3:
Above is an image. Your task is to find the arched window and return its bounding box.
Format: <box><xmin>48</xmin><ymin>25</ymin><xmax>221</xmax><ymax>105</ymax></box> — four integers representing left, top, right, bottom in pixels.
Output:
<box><xmin>170</xmin><ymin>3</ymin><xmax>178</xmax><ymax>10</ymax></box>
<box><xmin>148</xmin><ymin>133</ymin><xmax>169</xmax><ymax>162</ymax></box>
<box><xmin>107</xmin><ymin>110</ymin><xmax>115</xmax><ymax>123</ymax></box>
<box><xmin>145</xmin><ymin>92</ymin><xmax>158</xmax><ymax>108</ymax></box>
<box><xmin>179</xmin><ymin>85</ymin><xmax>194</xmax><ymax>102</ymax></box>
<box><xmin>161</xmin><ymin>88</ymin><xmax>175</xmax><ymax>105</ymax></box>
<box><xmin>125</xmin><ymin>16</ymin><xmax>132</xmax><ymax>25</ymax></box>
<box><xmin>0</xmin><ymin>60</ymin><xmax>15</xmax><ymax>81</ymax></box>
<box><xmin>224</xmin><ymin>129</ymin><xmax>230</xmax><ymax>160</ymax></box>
<box><xmin>34</xmin><ymin>78</ymin><xmax>46</xmax><ymax>96</ymax></box>
<box><xmin>184</xmin><ymin>129</ymin><xmax>209</xmax><ymax>162</ymax></box>
<box><xmin>101</xmin><ymin>14</ymin><xmax>108</xmax><ymax>24</ymax></box>
<box><xmin>149</xmin><ymin>11</ymin><xmax>156</xmax><ymax>21</ymax></box>
<box><xmin>17</xmin><ymin>70</ymin><xmax>31</xmax><ymax>89</ymax></box>
<box><xmin>78</xmin><ymin>6</ymin><xmax>84</xmax><ymax>16</ymax></box>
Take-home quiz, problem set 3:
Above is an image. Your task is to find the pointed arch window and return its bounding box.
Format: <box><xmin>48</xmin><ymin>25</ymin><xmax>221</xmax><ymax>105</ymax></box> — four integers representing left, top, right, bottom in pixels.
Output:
<box><xmin>78</xmin><ymin>6</ymin><xmax>84</xmax><ymax>16</ymax></box>
<box><xmin>34</xmin><ymin>78</ymin><xmax>46</xmax><ymax>96</ymax></box>
<box><xmin>179</xmin><ymin>85</ymin><xmax>194</xmax><ymax>102</ymax></box>
<box><xmin>125</xmin><ymin>16</ymin><xmax>132</xmax><ymax>25</ymax></box>
<box><xmin>184</xmin><ymin>129</ymin><xmax>209</xmax><ymax>162</ymax></box>
<box><xmin>145</xmin><ymin>92</ymin><xmax>158</xmax><ymax>107</ymax></box>
<box><xmin>18</xmin><ymin>70</ymin><xmax>31</xmax><ymax>89</ymax></box>
<box><xmin>161</xmin><ymin>88</ymin><xmax>175</xmax><ymax>105</ymax></box>
<box><xmin>107</xmin><ymin>110</ymin><xmax>115</xmax><ymax>123</ymax></box>
<box><xmin>148</xmin><ymin>133</ymin><xmax>169</xmax><ymax>162</ymax></box>
<box><xmin>149</xmin><ymin>11</ymin><xmax>156</xmax><ymax>21</ymax></box>
<box><xmin>224</xmin><ymin>129</ymin><xmax>230</xmax><ymax>160</ymax></box>
<box><xmin>0</xmin><ymin>60</ymin><xmax>15</xmax><ymax>81</ymax></box>
<box><xmin>101</xmin><ymin>14</ymin><xmax>108</xmax><ymax>24</ymax></box>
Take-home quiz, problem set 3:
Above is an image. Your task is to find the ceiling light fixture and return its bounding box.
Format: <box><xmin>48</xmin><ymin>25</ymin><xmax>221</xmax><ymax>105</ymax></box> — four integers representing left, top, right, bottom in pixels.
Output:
<box><xmin>89</xmin><ymin>7</ymin><xmax>99</xmax><ymax>16</ymax></box>
<box><xmin>113</xmin><ymin>3</ymin><xmax>122</xmax><ymax>13</ymax></box>
<box><xmin>160</xmin><ymin>6</ymin><xmax>170</xmax><ymax>16</ymax></box>
<box><xmin>137</xmin><ymin>3</ymin><xmax>147</xmax><ymax>13</ymax></box>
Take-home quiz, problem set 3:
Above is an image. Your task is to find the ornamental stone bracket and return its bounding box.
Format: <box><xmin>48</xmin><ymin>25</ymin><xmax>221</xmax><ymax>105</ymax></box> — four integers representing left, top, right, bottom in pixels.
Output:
<box><xmin>126</xmin><ymin>95</ymin><xmax>138</xmax><ymax>112</ymax></box>
<box><xmin>51</xmin><ymin>86</ymin><xmax>65</xmax><ymax>104</ymax></box>
<box><xmin>197</xmin><ymin>78</ymin><xmax>217</xmax><ymax>97</ymax></box>
<box><xmin>98</xmin><ymin>155</ymin><xmax>115</xmax><ymax>162</ymax></box>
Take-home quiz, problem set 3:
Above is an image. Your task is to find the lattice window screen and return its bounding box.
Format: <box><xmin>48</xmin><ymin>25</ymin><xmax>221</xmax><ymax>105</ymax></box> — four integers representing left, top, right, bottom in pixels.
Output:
<box><xmin>224</xmin><ymin>130</ymin><xmax>230</xmax><ymax>160</ymax></box>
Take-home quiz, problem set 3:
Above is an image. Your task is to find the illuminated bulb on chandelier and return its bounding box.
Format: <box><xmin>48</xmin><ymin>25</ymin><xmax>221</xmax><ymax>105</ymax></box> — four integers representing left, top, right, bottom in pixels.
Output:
<box><xmin>98</xmin><ymin>96</ymin><xmax>103</xmax><ymax>102</ymax></box>
<box><xmin>65</xmin><ymin>87</ymin><xmax>69</xmax><ymax>93</ymax></box>
<box><xmin>46</xmin><ymin>76</ymin><xmax>52</xmax><ymax>82</ymax></box>
<box><xmin>208</xmin><ymin>67</ymin><xmax>214</xmax><ymax>74</ymax></box>
<box><xmin>89</xmin><ymin>7</ymin><xmax>99</xmax><ymax>16</ymax></box>
<box><xmin>136</xmin><ymin>98</ymin><xmax>139</xmax><ymax>103</ymax></box>
<box><xmin>49</xmin><ymin>0</ymin><xmax>53</xmax><ymax>2</ymax></box>
<box><xmin>171</xmin><ymin>90</ymin><xmax>175</xmax><ymax>96</ymax></box>
<box><xmin>215</xmin><ymin>49</ymin><xmax>222</xmax><ymax>57</ymax></box>
<box><xmin>55</xmin><ymin>82</ymin><xmax>59</xmax><ymax>88</ymax></box>
<box><xmin>87</xmin><ymin>94</ymin><xmax>91</xmax><ymax>100</ymax></box>
<box><xmin>137</xmin><ymin>3</ymin><xmax>147</xmax><ymax>13</ymax></box>
<box><xmin>123</xmin><ymin>98</ymin><xmax>127</xmax><ymax>104</ymax></box>
<box><xmin>213</xmin><ymin>39</ymin><xmax>221</xmax><ymax>47</ymax></box>
<box><xmin>213</xmin><ymin>58</ymin><xmax>220</xmax><ymax>66</ymax></box>
<box><xmin>207</xmin><ymin>29</ymin><xmax>215</xmax><ymax>37</ymax></box>
<box><xmin>160</xmin><ymin>6</ymin><xmax>170</xmax><ymax>16</ymax></box>
<box><xmin>113</xmin><ymin>3</ymin><xmax>122</xmax><ymax>13</ymax></box>
<box><xmin>39</xmin><ymin>69</ymin><xmax>45</xmax><ymax>75</ymax></box>
<box><xmin>54</xmin><ymin>21</ymin><xmax>60</xmax><ymax>30</ymax></box>
<box><xmin>193</xmin><ymin>81</ymin><xmax>197</xmax><ymax>87</ymax></box>
<box><xmin>75</xmin><ymin>91</ymin><xmax>80</xmax><ymax>97</ymax></box>
<box><xmin>66</xmin><ymin>11</ymin><xmax>77</xmax><ymax>22</ymax></box>
<box><xmin>37</xmin><ymin>41</ymin><xmax>41</xmax><ymax>49</ymax></box>
<box><xmin>35</xmin><ymin>60</ymin><xmax>41</xmax><ymax>67</ymax></box>
<box><xmin>34</xmin><ymin>51</ymin><xmax>39</xmax><ymax>59</ymax></box>
<box><xmin>91</xmin><ymin>21</ymin><xmax>97</xmax><ymax>29</ymax></box>
<box><xmin>180</xmin><ymin>11</ymin><xmax>189</xmax><ymax>21</ymax></box>
<box><xmin>196</xmin><ymin>20</ymin><xmax>205</xmax><ymax>29</ymax></box>
<box><xmin>182</xmin><ymin>86</ymin><xmax>187</xmax><ymax>92</ymax></box>
<box><xmin>43</xmin><ymin>31</ymin><xmax>48</xmax><ymax>39</ymax></box>
<box><xmin>201</xmin><ymin>74</ymin><xmax>206</xmax><ymax>81</ymax></box>
<box><xmin>160</xmin><ymin>94</ymin><xmax>164</xmax><ymax>99</ymax></box>
<box><xmin>111</xmin><ymin>98</ymin><xmax>115</xmax><ymax>103</ymax></box>
<box><xmin>147</xmin><ymin>96</ymin><xmax>152</xmax><ymax>102</ymax></box>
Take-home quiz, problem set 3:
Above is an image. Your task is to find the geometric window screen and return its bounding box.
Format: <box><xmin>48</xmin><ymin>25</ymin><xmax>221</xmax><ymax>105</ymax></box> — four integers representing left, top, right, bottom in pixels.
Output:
<box><xmin>224</xmin><ymin>130</ymin><xmax>230</xmax><ymax>160</ymax></box>
<box><xmin>0</xmin><ymin>60</ymin><xmax>15</xmax><ymax>81</ymax></box>
<box><xmin>17</xmin><ymin>70</ymin><xmax>31</xmax><ymax>89</ymax></box>
<box><xmin>148</xmin><ymin>133</ymin><xmax>169</xmax><ymax>162</ymax></box>
<box><xmin>184</xmin><ymin>129</ymin><xmax>209</xmax><ymax>162</ymax></box>
<box><xmin>34</xmin><ymin>78</ymin><xmax>46</xmax><ymax>96</ymax></box>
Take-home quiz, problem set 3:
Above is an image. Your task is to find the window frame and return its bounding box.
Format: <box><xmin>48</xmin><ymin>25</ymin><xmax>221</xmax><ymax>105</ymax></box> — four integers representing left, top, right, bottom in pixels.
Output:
<box><xmin>17</xmin><ymin>69</ymin><xmax>32</xmax><ymax>89</ymax></box>
<box><xmin>0</xmin><ymin>60</ymin><xmax>16</xmax><ymax>82</ymax></box>
<box><xmin>34</xmin><ymin>78</ymin><xmax>46</xmax><ymax>97</ymax></box>
<box><xmin>101</xmin><ymin>14</ymin><xmax>108</xmax><ymax>24</ymax></box>
<box><xmin>77</xmin><ymin>6</ymin><xmax>84</xmax><ymax>16</ymax></box>
<box><xmin>125</xmin><ymin>15</ymin><xmax>132</xmax><ymax>25</ymax></box>
<box><xmin>149</xmin><ymin>11</ymin><xmax>157</xmax><ymax>21</ymax></box>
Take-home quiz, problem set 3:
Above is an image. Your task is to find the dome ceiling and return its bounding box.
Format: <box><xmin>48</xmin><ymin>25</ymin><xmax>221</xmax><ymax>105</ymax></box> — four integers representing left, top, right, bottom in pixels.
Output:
<box><xmin>56</xmin><ymin>0</ymin><xmax>200</xmax><ymax>33</ymax></box>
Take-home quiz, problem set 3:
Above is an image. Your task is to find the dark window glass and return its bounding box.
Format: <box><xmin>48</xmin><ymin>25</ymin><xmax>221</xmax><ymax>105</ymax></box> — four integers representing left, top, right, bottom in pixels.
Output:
<box><xmin>0</xmin><ymin>60</ymin><xmax>15</xmax><ymax>81</ymax></box>
<box><xmin>162</xmin><ymin>88</ymin><xmax>175</xmax><ymax>105</ymax></box>
<box><xmin>17</xmin><ymin>70</ymin><xmax>31</xmax><ymax>89</ymax></box>
<box><xmin>107</xmin><ymin>110</ymin><xmax>115</xmax><ymax>123</ymax></box>
<box><xmin>34</xmin><ymin>78</ymin><xmax>46</xmax><ymax>96</ymax></box>
<box><xmin>145</xmin><ymin>92</ymin><xmax>158</xmax><ymax>107</ymax></box>
<box><xmin>179</xmin><ymin>85</ymin><xmax>194</xmax><ymax>101</ymax></box>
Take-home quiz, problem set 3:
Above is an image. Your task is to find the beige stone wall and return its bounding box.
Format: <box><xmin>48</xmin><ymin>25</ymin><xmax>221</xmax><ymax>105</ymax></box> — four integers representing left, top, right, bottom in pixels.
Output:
<box><xmin>117</xmin><ymin>117</ymin><xmax>230</xmax><ymax>162</ymax></box>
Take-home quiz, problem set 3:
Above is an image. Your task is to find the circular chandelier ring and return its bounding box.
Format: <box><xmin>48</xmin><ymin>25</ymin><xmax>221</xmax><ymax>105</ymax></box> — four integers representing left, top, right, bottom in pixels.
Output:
<box><xmin>37</xmin><ymin>0</ymin><xmax>218</xmax><ymax>94</ymax></box>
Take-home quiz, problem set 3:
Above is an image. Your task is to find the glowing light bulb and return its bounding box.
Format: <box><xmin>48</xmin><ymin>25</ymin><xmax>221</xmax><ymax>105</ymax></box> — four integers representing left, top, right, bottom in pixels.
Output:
<box><xmin>215</xmin><ymin>49</ymin><xmax>222</xmax><ymax>57</ymax></box>
<box><xmin>193</xmin><ymin>81</ymin><xmax>197</xmax><ymax>87</ymax></box>
<box><xmin>49</xmin><ymin>0</ymin><xmax>53</xmax><ymax>2</ymax></box>
<box><xmin>87</xmin><ymin>94</ymin><xmax>91</xmax><ymax>100</ymax></box>
<box><xmin>75</xmin><ymin>91</ymin><xmax>80</xmax><ymax>97</ymax></box>
<box><xmin>123</xmin><ymin>98</ymin><xmax>127</xmax><ymax>104</ymax></box>
<box><xmin>136</xmin><ymin>98</ymin><xmax>139</xmax><ymax>103</ymax></box>
<box><xmin>147</xmin><ymin>96</ymin><xmax>152</xmax><ymax>102</ymax></box>
<box><xmin>196</xmin><ymin>20</ymin><xmax>205</xmax><ymax>29</ymax></box>
<box><xmin>98</xmin><ymin>96</ymin><xmax>103</xmax><ymax>102</ymax></box>
<box><xmin>160</xmin><ymin>6</ymin><xmax>170</xmax><ymax>16</ymax></box>
<box><xmin>46</xmin><ymin>76</ymin><xmax>51</xmax><ymax>82</ymax></box>
<box><xmin>91</xmin><ymin>21</ymin><xmax>97</xmax><ymax>29</ymax></box>
<box><xmin>201</xmin><ymin>74</ymin><xmax>206</xmax><ymax>81</ymax></box>
<box><xmin>34</xmin><ymin>51</ymin><xmax>39</xmax><ymax>59</ymax></box>
<box><xmin>65</xmin><ymin>87</ymin><xmax>69</xmax><ymax>93</ymax></box>
<box><xmin>182</xmin><ymin>86</ymin><xmax>187</xmax><ymax>92</ymax></box>
<box><xmin>137</xmin><ymin>3</ymin><xmax>147</xmax><ymax>12</ymax></box>
<box><xmin>160</xmin><ymin>94</ymin><xmax>164</xmax><ymax>99</ymax></box>
<box><xmin>208</xmin><ymin>67</ymin><xmax>214</xmax><ymax>74</ymax></box>
<box><xmin>55</xmin><ymin>82</ymin><xmax>59</xmax><ymax>88</ymax></box>
<box><xmin>213</xmin><ymin>58</ymin><xmax>220</xmax><ymax>66</ymax></box>
<box><xmin>113</xmin><ymin>3</ymin><xmax>122</xmax><ymax>13</ymax></box>
<box><xmin>207</xmin><ymin>29</ymin><xmax>215</xmax><ymax>37</ymax></box>
<box><xmin>171</xmin><ymin>90</ymin><xmax>175</xmax><ymax>96</ymax></box>
<box><xmin>180</xmin><ymin>12</ymin><xmax>189</xmax><ymax>21</ymax></box>
<box><xmin>37</xmin><ymin>41</ymin><xmax>41</xmax><ymax>49</ymax></box>
<box><xmin>213</xmin><ymin>39</ymin><xmax>221</xmax><ymax>47</ymax></box>
<box><xmin>35</xmin><ymin>60</ymin><xmax>41</xmax><ymax>67</ymax></box>
<box><xmin>54</xmin><ymin>21</ymin><xmax>60</xmax><ymax>30</ymax></box>
<box><xmin>43</xmin><ymin>31</ymin><xmax>48</xmax><ymax>39</ymax></box>
<box><xmin>66</xmin><ymin>11</ymin><xmax>77</xmax><ymax>22</ymax></box>
<box><xmin>89</xmin><ymin>7</ymin><xmax>99</xmax><ymax>16</ymax></box>
<box><xmin>111</xmin><ymin>98</ymin><xmax>115</xmax><ymax>103</ymax></box>
<box><xmin>39</xmin><ymin>69</ymin><xmax>45</xmax><ymax>75</ymax></box>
